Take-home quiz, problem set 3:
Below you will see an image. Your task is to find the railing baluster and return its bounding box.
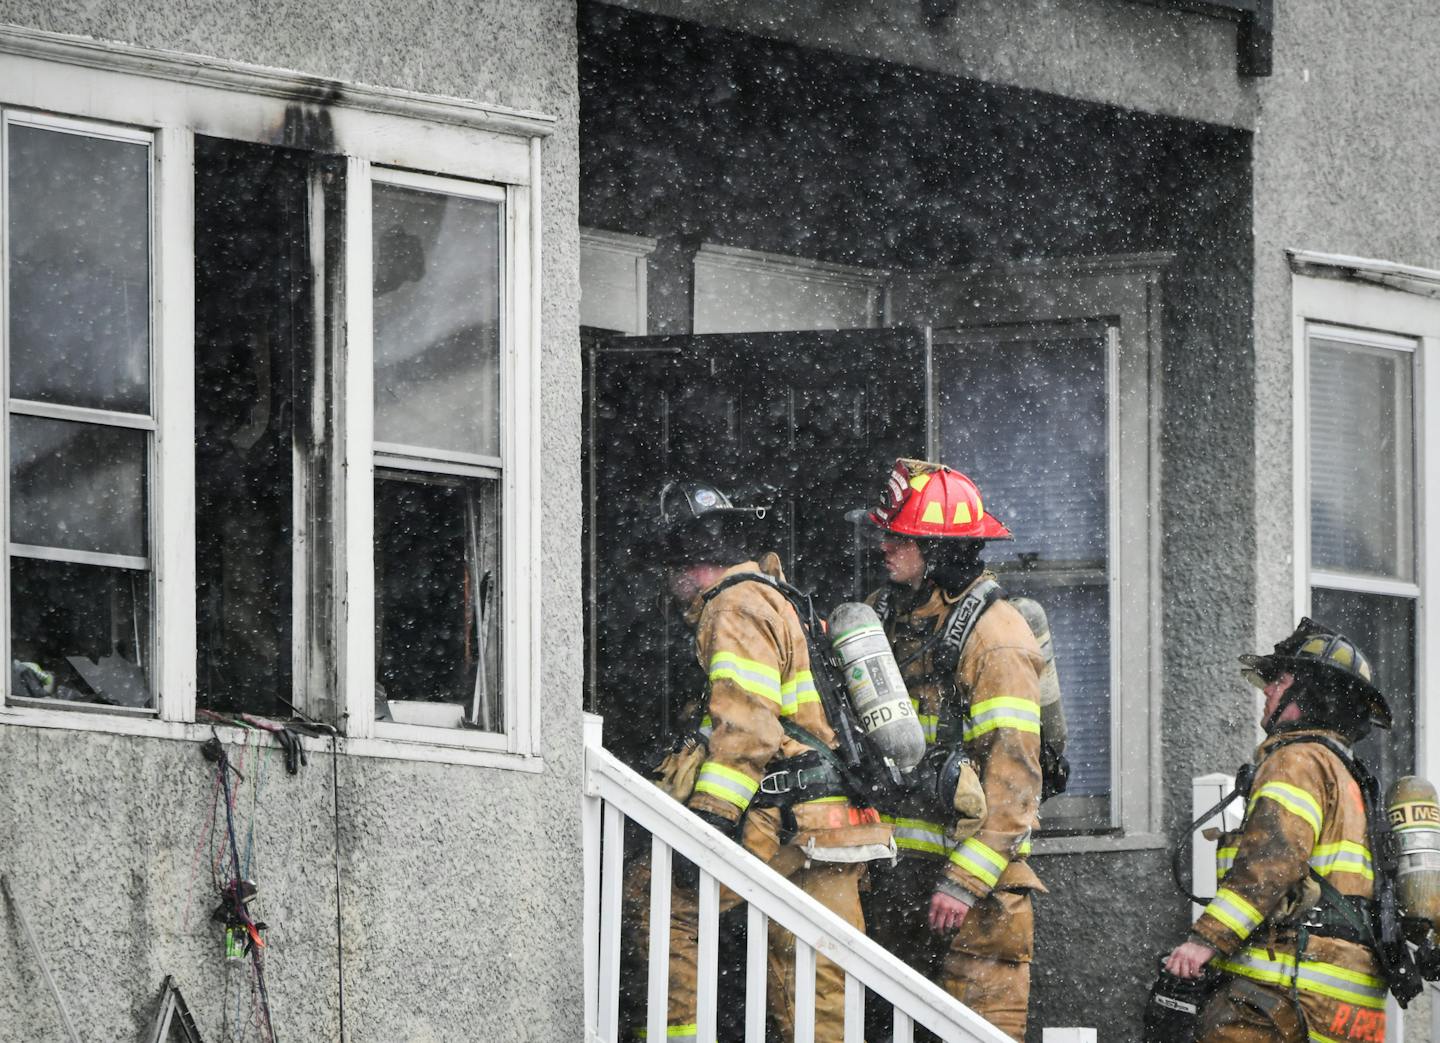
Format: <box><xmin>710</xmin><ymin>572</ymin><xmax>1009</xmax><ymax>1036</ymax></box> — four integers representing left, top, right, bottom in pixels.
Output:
<box><xmin>586</xmin><ymin>743</ymin><xmax>1013</xmax><ymax>1043</ymax></box>
<box><xmin>648</xmin><ymin>836</ymin><xmax>673</xmax><ymax>1043</ymax></box>
<box><xmin>794</xmin><ymin>939</ymin><xmax>818</xmax><ymax>1043</ymax></box>
<box><xmin>746</xmin><ymin>902</ymin><xmax>768</xmax><ymax>1043</ymax></box>
<box><xmin>597</xmin><ymin>802</ymin><xmax>626</xmax><ymax>1041</ymax></box>
<box><xmin>582</xmin><ymin>786</ymin><xmax>602</xmax><ymax>1039</ymax></box>
<box><xmin>843</xmin><ymin>973</ymin><xmax>863</xmax><ymax>1043</ymax></box>
<box><xmin>696</xmin><ymin>870</ymin><xmax>720</xmax><ymax>1042</ymax></box>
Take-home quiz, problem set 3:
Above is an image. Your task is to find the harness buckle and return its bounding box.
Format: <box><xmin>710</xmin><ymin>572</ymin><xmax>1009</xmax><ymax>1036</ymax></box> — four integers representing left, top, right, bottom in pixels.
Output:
<box><xmin>760</xmin><ymin>771</ymin><xmax>793</xmax><ymax>796</ymax></box>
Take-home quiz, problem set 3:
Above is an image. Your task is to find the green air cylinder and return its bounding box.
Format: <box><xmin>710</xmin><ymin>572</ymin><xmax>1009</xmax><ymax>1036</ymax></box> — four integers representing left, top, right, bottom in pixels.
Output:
<box><xmin>829</xmin><ymin>602</ymin><xmax>926</xmax><ymax>773</ymax></box>
<box><xmin>1388</xmin><ymin>775</ymin><xmax>1440</xmax><ymax>928</ymax></box>
<box><xmin>1010</xmin><ymin>596</ymin><xmax>1067</xmax><ymax>751</ymax></box>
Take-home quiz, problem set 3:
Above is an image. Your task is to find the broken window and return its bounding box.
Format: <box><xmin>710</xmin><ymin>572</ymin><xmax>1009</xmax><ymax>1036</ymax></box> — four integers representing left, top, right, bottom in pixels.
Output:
<box><xmin>194</xmin><ymin>137</ymin><xmax>318</xmax><ymax>719</ymax></box>
<box><xmin>370</xmin><ymin>173</ymin><xmax>504</xmax><ymax>731</ymax></box>
<box><xmin>5</xmin><ymin>113</ymin><xmax>155</xmax><ymax>710</ymax></box>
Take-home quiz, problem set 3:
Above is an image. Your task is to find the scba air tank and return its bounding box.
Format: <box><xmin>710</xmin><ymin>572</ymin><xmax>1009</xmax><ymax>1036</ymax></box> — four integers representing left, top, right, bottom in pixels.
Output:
<box><xmin>1009</xmin><ymin>597</ymin><xmax>1068</xmax><ymax>751</ymax></box>
<box><xmin>828</xmin><ymin>602</ymin><xmax>926</xmax><ymax>774</ymax></box>
<box><xmin>1388</xmin><ymin>776</ymin><xmax>1440</xmax><ymax>928</ymax></box>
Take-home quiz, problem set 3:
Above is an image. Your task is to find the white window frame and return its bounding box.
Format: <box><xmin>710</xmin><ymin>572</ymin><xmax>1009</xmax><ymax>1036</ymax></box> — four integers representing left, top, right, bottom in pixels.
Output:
<box><xmin>888</xmin><ymin>254</ymin><xmax>1169</xmax><ymax>849</ymax></box>
<box><xmin>0</xmin><ymin>25</ymin><xmax>552</xmax><ymax>770</ymax></box>
<box><xmin>1291</xmin><ymin>259</ymin><xmax>1440</xmax><ymax>782</ymax></box>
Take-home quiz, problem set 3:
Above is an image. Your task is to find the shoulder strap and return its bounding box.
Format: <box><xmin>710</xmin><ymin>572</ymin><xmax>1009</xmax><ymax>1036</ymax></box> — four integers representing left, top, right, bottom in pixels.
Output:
<box><xmin>912</xmin><ymin>578</ymin><xmax>1005</xmax><ymax>675</ymax></box>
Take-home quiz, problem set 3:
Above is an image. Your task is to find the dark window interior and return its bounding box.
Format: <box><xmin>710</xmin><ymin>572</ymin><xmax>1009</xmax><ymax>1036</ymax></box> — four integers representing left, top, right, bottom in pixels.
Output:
<box><xmin>194</xmin><ymin>137</ymin><xmax>312</xmax><ymax>717</ymax></box>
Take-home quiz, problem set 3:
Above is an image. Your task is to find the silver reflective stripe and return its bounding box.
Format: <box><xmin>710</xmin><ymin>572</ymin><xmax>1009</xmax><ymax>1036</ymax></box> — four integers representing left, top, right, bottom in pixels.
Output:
<box><xmin>1216</xmin><ymin>948</ymin><xmax>1388</xmax><ymax>1010</ymax></box>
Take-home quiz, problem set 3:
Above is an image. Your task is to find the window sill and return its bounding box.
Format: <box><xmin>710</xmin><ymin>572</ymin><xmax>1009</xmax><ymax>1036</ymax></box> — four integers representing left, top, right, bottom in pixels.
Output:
<box><xmin>1029</xmin><ymin>831</ymin><xmax>1168</xmax><ymax>856</ymax></box>
<box><xmin>0</xmin><ymin>703</ymin><xmax>544</xmax><ymax>773</ymax></box>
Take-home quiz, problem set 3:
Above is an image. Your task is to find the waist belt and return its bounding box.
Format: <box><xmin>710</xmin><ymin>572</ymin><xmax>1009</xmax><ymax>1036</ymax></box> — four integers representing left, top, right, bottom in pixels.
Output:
<box><xmin>1284</xmin><ymin>894</ymin><xmax>1374</xmax><ymax>947</ymax></box>
<box><xmin>752</xmin><ymin>751</ymin><xmax>848</xmax><ymax>808</ymax></box>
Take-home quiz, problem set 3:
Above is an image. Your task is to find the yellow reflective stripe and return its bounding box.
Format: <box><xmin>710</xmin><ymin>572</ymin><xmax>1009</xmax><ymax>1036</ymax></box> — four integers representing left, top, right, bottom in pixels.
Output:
<box><xmin>636</xmin><ymin>1027</ymin><xmax>698</xmax><ymax>1040</ymax></box>
<box><xmin>693</xmin><ymin>761</ymin><xmax>759</xmax><ymax>810</ymax></box>
<box><xmin>779</xmin><ymin>670</ymin><xmax>820</xmax><ymax>717</ymax></box>
<box><xmin>709</xmin><ymin>651</ymin><xmax>783</xmax><ymax>705</ymax></box>
<box><xmin>963</xmin><ymin>715</ymin><xmax>1041</xmax><ymax>741</ymax></box>
<box><xmin>1216</xmin><ymin>845</ymin><xmax>1237</xmax><ymax>880</ymax></box>
<box><xmin>797</xmin><ymin>796</ymin><xmax>847</xmax><ymax>805</ymax></box>
<box><xmin>880</xmin><ymin>814</ymin><xmax>952</xmax><ymax>855</ymax></box>
<box><xmin>964</xmin><ymin>696</ymin><xmax>1041</xmax><ymax>740</ymax></box>
<box><xmin>969</xmin><ymin>696</ymin><xmax>1039</xmax><ymax>716</ymax></box>
<box><xmin>1213</xmin><ymin>948</ymin><xmax>1387</xmax><ymax>1010</ymax></box>
<box><xmin>913</xmin><ymin>703</ymin><xmax>939</xmax><ymax>743</ymax></box>
<box><xmin>1251</xmin><ymin>781</ymin><xmax>1324</xmax><ymax>841</ymax></box>
<box><xmin>1203</xmin><ymin>887</ymin><xmax>1264</xmax><ymax>940</ymax></box>
<box><xmin>1017</xmin><ymin>838</ymin><xmax>1032</xmax><ymax>857</ymax></box>
<box><xmin>698</xmin><ymin>714</ymin><xmax>714</xmax><ymax>739</ymax></box>
<box><xmin>1310</xmin><ymin>840</ymin><xmax>1374</xmax><ymax>881</ymax></box>
<box><xmin>949</xmin><ymin>837</ymin><xmax>1007</xmax><ymax>887</ymax></box>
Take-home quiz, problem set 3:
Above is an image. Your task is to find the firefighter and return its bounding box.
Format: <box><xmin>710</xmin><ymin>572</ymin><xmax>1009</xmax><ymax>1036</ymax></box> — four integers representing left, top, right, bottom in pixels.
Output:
<box><xmin>1164</xmin><ymin>619</ymin><xmax>1394</xmax><ymax>1043</ymax></box>
<box><xmin>636</xmin><ymin>478</ymin><xmax>894</xmax><ymax>1042</ymax></box>
<box><xmin>855</xmin><ymin>458</ymin><xmax>1046</xmax><ymax>1041</ymax></box>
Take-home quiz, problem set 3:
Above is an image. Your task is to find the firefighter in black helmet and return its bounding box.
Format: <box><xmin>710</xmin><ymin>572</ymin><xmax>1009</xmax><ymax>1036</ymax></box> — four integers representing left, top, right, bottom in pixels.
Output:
<box><xmin>627</xmin><ymin>478</ymin><xmax>893</xmax><ymax>1043</ymax></box>
<box><xmin>1161</xmin><ymin>619</ymin><xmax>1394</xmax><ymax>1043</ymax></box>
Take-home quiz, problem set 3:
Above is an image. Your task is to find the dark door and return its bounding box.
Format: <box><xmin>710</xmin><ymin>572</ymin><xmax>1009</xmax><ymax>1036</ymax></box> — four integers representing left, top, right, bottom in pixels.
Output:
<box><xmin>584</xmin><ymin>329</ymin><xmax>926</xmax><ymax>764</ymax></box>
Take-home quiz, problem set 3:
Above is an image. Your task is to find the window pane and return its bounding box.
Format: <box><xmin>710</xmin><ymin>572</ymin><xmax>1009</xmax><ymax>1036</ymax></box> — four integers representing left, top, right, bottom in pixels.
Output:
<box><xmin>1310</xmin><ymin>588</ymin><xmax>1415</xmax><ymax>796</ymax></box>
<box><xmin>1004</xmin><ymin>581</ymin><xmax>1110</xmax><ymax>800</ymax></box>
<box><xmin>375</xmin><ymin>473</ymin><xmax>501</xmax><ymax>730</ymax></box>
<box><xmin>372</xmin><ymin>183</ymin><xmax>501</xmax><ymax>459</ymax></box>
<box><xmin>6</xmin><ymin>123</ymin><xmax>151</xmax><ymax>414</ymax></box>
<box><xmin>935</xmin><ymin>330</ymin><xmax>1108</xmax><ymax>566</ymax></box>
<box><xmin>1309</xmin><ymin>335</ymin><xmax>1414</xmax><ymax>580</ymax></box>
<box><xmin>10</xmin><ymin>556</ymin><xmax>150</xmax><ymax>707</ymax></box>
<box><xmin>10</xmin><ymin>415</ymin><xmax>147</xmax><ymax>559</ymax></box>
<box><xmin>936</xmin><ymin>328</ymin><xmax>1111</xmax><ymax>821</ymax></box>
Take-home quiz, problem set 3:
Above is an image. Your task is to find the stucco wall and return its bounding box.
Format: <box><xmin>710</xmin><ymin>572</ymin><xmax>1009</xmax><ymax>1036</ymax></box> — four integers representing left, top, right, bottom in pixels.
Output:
<box><xmin>0</xmin><ymin>2</ymin><xmax>583</xmax><ymax>1040</ymax></box>
<box><xmin>1250</xmin><ymin>4</ymin><xmax>1440</xmax><ymax>1038</ymax></box>
<box><xmin>602</xmin><ymin>0</ymin><xmax>1257</xmax><ymax>130</ymax></box>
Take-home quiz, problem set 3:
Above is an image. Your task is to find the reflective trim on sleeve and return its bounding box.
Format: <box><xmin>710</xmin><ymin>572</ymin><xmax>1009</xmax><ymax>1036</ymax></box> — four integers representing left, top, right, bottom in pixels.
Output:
<box><xmin>698</xmin><ymin>715</ymin><xmax>713</xmax><ymax>740</ymax></box>
<box><xmin>693</xmin><ymin>760</ymin><xmax>759</xmax><ymax>811</ymax></box>
<box><xmin>1250</xmin><ymin>781</ymin><xmax>1324</xmax><ymax>841</ymax></box>
<box><xmin>1310</xmin><ymin>840</ymin><xmax>1375</xmax><ymax>882</ymax></box>
<box><xmin>880</xmin><ymin>814</ymin><xmax>952</xmax><ymax>857</ymax></box>
<box><xmin>963</xmin><ymin>696</ymin><xmax>1041</xmax><ymax>741</ymax></box>
<box><xmin>1202</xmin><ymin>887</ymin><xmax>1264</xmax><ymax>941</ymax></box>
<box><xmin>1213</xmin><ymin>947</ymin><xmax>1387</xmax><ymax>1010</ymax></box>
<box><xmin>949</xmin><ymin>836</ymin><xmax>1008</xmax><ymax>888</ymax></box>
<box><xmin>708</xmin><ymin>651</ymin><xmax>783</xmax><ymax>706</ymax></box>
<box><xmin>916</xmin><ymin>712</ymin><xmax>939</xmax><ymax>744</ymax></box>
<box><xmin>1017</xmin><ymin>837</ymin><xmax>1032</xmax><ymax>857</ymax></box>
<box><xmin>1215</xmin><ymin>845</ymin><xmax>1237</xmax><ymax>880</ymax></box>
<box><xmin>779</xmin><ymin>670</ymin><xmax>819</xmax><ymax>716</ymax></box>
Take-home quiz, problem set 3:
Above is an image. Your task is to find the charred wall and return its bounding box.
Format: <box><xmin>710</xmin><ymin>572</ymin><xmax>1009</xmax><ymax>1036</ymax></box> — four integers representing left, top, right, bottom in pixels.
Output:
<box><xmin>581</xmin><ymin>5</ymin><xmax>1253</xmax><ymax>1037</ymax></box>
<box><xmin>0</xmin><ymin>2</ymin><xmax>582</xmax><ymax>1041</ymax></box>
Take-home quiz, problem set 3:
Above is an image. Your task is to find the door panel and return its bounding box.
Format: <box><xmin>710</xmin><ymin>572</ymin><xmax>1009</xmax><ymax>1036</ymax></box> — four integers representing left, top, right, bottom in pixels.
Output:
<box><xmin>584</xmin><ymin>329</ymin><xmax>925</xmax><ymax>763</ymax></box>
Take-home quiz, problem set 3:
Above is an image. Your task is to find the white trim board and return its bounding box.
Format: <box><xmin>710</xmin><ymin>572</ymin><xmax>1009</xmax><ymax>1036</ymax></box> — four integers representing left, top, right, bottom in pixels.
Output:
<box><xmin>692</xmin><ymin>243</ymin><xmax>888</xmax><ymax>334</ymax></box>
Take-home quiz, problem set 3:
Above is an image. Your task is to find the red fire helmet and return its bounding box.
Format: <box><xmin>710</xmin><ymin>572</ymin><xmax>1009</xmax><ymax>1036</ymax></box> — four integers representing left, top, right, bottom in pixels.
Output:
<box><xmin>862</xmin><ymin>458</ymin><xmax>1012</xmax><ymax>541</ymax></box>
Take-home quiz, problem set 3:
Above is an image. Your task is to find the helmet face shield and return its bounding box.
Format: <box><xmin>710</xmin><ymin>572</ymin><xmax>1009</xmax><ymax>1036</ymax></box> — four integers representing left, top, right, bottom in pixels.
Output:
<box><xmin>1238</xmin><ymin>618</ymin><xmax>1393</xmax><ymax>731</ymax></box>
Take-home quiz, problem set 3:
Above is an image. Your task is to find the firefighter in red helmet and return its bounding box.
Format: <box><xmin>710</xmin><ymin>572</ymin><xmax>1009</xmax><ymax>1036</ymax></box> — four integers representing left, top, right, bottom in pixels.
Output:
<box><xmin>855</xmin><ymin>459</ymin><xmax>1046</xmax><ymax>1041</ymax></box>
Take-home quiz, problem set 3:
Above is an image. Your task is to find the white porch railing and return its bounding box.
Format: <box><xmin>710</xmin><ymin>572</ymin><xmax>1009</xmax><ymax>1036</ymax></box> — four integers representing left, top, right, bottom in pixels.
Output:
<box><xmin>582</xmin><ymin>715</ymin><xmax>1012</xmax><ymax>1043</ymax></box>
